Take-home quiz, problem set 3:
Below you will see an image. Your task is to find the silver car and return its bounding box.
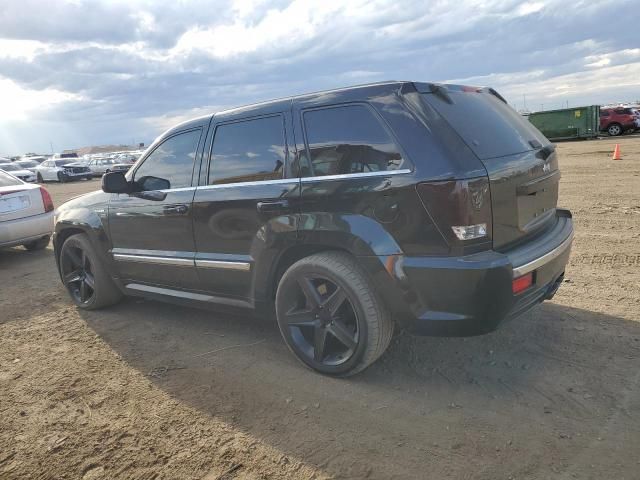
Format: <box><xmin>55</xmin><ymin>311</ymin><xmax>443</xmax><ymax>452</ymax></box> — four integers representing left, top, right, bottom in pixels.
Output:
<box><xmin>86</xmin><ymin>158</ymin><xmax>118</xmax><ymax>177</ymax></box>
<box><xmin>0</xmin><ymin>170</ymin><xmax>54</xmax><ymax>250</ymax></box>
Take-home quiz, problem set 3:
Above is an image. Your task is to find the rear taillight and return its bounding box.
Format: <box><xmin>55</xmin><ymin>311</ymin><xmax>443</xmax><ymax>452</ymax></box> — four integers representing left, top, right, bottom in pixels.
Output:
<box><xmin>416</xmin><ymin>177</ymin><xmax>492</xmax><ymax>247</ymax></box>
<box><xmin>40</xmin><ymin>187</ymin><xmax>54</xmax><ymax>212</ymax></box>
<box><xmin>512</xmin><ymin>272</ymin><xmax>533</xmax><ymax>295</ymax></box>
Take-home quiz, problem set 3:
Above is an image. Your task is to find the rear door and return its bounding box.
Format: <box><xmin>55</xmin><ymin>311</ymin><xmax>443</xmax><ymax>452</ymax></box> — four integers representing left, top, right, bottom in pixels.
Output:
<box><xmin>420</xmin><ymin>85</ymin><xmax>558</xmax><ymax>249</ymax></box>
<box><xmin>192</xmin><ymin>112</ymin><xmax>299</xmax><ymax>302</ymax></box>
<box><xmin>108</xmin><ymin>128</ymin><xmax>203</xmax><ymax>290</ymax></box>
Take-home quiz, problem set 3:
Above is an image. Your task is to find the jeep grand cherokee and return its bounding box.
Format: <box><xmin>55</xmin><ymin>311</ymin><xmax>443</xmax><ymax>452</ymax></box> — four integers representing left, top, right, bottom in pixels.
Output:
<box><xmin>53</xmin><ymin>81</ymin><xmax>573</xmax><ymax>376</ymax></box>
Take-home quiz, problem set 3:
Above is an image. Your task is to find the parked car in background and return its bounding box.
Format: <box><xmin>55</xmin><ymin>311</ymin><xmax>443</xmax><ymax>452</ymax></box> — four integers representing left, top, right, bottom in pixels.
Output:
<box><xmin>54</xmin><ymin>81</ymin><xmax>573</xmax><ymax>376</ymax></box>
<box><xmin>0</xmin><ymin>170</ymin><xmax>54</xmax><ymax>250</ymax></box>
<box><xmin>0</xmin><ymin>162</ymin><xmax>37</xmax><ymax>182</ymax></box>
<box><xmin>632</xmin><ymin>108</ymin><xmax>640</xmax><ymax>129</ymax></box>
<box><xmin>86</xmin><ymin>158</ymin><xmax>119</xmax><ymax>177</ymax></box>
<box><xmin>110</xmin><ymin>163</ymin><xmax>132</xmax><ymax>174</ymax></box>
<box><xmin>14</xmin><ymin>159</ymin><xmax>40</xmax><ymax>173</ymax></box>
<box><xmin>600</xmin><ymin>107</ymin><xmax>637</xmax><ymax>136</ymax></box>
<box><xmin>34</xmin><ymin>159</ymin><xmax>92</xmax><ymax>182</ymax></box>
<box><xmin>19</xmin><ymin>155</ymin><xmax>47</xmax><ymax>164</ymax></box>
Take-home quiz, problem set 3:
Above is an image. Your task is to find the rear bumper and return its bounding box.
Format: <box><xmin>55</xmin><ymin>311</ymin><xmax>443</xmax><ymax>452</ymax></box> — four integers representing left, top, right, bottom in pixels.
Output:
<box><xmin>364</xmin><ymin>209</ymin><xmax>573</xmax><ymax>336</ymax></box>
<box><xmin>0</xmin><ymin>211</ymin><xmax>54</xmax><ymax>247</ymax></box>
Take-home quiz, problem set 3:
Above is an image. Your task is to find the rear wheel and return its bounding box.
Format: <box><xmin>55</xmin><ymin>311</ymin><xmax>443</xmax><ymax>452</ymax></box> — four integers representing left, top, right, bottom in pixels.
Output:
<box><xmin>59</xmin><ymin>234</ymin><xmax>122</xmax><ymax>309</ymax></box>
<box><xmin>275</xmin><ymin>252</ymin><xmax>393</xmax><ymax>376</ymax></box>
<box><xmin>23</xmin><ymin>235</ymin><xmax>50</xmax><ymax>251</ymax></box>
<box><xmin>608</xmin><ymin>123</ymin><xmax>622</xmax><ymax>136</ymax></box>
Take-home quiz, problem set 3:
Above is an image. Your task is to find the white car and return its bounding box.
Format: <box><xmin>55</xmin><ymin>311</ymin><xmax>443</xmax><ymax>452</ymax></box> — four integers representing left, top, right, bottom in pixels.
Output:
<box><xmin>34</xmin><ymin>159</ymin><xmax>92</xmax><ymax>183</ymax></box>
<box><xmin>0</xmin><ymin>170</ymin><xmax>54</xmax><ymax>250</ymax></box>
<box><xmin>0</xmin><ymin>162</ymin><xmax>37</xmax><ymax>182</ymax></box>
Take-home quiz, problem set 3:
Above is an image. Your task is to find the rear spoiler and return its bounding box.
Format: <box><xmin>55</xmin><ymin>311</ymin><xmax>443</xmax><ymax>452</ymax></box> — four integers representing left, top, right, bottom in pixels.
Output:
<box><xmin>412</xmin><ymin>82</ymin><xmax>508</xmax><ymax>105</ymax></box>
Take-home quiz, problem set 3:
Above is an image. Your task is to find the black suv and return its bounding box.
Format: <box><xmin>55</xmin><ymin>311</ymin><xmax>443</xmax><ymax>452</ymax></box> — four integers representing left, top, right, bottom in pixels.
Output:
<box><xmin>54</xmin><ymin>81</ymin><xmax>573</xmax><ymax>376</ymax></box>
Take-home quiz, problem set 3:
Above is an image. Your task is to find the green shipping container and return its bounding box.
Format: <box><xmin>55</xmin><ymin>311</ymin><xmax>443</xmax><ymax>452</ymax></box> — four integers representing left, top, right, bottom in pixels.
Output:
<box><xmin>527</xmin><ymin>105</ymin><xmax>600</xmax><ymax>141</ymax></box>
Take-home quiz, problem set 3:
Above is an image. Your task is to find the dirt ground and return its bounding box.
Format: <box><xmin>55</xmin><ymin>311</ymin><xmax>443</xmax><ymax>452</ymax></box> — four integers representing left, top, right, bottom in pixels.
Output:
<box><xmin>1</xmin><ymin>135</ymin><xmax>639</xmax><ymax>480</ymax></box>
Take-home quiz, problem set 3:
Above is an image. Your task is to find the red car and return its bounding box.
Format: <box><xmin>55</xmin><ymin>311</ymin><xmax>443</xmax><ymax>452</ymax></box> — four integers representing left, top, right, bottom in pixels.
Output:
<box><xmin>600</xmin><ymin>107</ymin><xmax>637</xmax><ymax>136</ymax></box>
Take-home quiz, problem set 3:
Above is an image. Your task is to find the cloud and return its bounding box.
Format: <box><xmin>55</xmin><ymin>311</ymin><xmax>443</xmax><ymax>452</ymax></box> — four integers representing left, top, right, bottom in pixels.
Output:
<box><xmin>0</xmin><ymin>0</ymin><xmax>638</xmax><ymax>154</ymax></box>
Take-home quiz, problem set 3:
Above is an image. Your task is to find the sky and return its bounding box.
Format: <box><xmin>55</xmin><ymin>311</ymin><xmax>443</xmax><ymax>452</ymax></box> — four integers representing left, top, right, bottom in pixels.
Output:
<box><xmin>0</xmin><ymin>0</ymin><xmax>638</xmax><ymax>156</ymax></box>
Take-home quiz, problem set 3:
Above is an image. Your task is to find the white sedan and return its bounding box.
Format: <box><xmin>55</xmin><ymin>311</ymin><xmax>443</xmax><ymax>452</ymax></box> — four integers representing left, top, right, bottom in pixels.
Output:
<box><xmin>34</xmin><ymin>159</ymin><xmax>92</xmax><ymax>183</ymax></box>
<box><xmin>0</xmin><ymin>162</ymin><xmax>36</xmax><ymax>183</ymax></box>
<box><xmin>0</xmin><ymin>170</ymin><xmax>54</xmax><ymax>250</ymax></box>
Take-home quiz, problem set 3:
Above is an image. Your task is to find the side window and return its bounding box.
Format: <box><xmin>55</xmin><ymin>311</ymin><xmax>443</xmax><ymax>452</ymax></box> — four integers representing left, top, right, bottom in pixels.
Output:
<box><xmin>209</xmin><ymin>115</ymin><xmax>285</xmax><ymax>185</ymax></box>
<box><xmin>134</xmin><ymin>129</ymin><xmax>201</xmax><ymax>190</ymax></box>
<box><xmin>302</xmin><ymin>104</ymin><xmax>405</xmax><ymax>177</ymax></box>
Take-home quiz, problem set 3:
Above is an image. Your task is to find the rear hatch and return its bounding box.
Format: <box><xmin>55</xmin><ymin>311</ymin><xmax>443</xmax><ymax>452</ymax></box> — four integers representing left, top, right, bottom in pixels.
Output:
<box><xmin>418</xmin><ymin>83</ymin><xmax>559</xmax><ymax>249</ymax></box>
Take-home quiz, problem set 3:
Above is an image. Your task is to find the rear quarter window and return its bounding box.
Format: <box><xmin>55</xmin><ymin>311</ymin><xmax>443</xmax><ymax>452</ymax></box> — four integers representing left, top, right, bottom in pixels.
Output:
<box><xmin>0</xmin><ymin>170</ymin><xmax>22</xmax><ymax>187</ymax></box>
<box><xmin>301</xmin><ymin>104</ymin><xmax>406</xmax><ymax>177</ymax></box>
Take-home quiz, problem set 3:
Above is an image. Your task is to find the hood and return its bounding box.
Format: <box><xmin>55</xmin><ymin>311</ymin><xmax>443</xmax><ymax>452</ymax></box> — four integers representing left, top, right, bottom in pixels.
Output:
<box><xmin>61</xmin><ymin>162</ymin><xmax>86</xmax><ymax>168</ymax></box>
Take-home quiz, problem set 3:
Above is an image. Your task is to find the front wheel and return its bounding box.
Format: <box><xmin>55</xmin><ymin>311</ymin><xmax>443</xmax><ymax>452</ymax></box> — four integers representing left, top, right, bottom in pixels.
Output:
<box><xmin>608</xmin><ymin>123</ymin><xmax>622</xmax><ymax>136</ymax></box>
<box><xmin>57</xmin><ymin>171</ymin><xmax>67</xmax><ymax>183</ymax></box>
<box><xmin>275</xmin><ymin>252</ymin><xmax>394</xmax><ymax>376</ymax></box>
<box><xmin>36</xmin><ymin>172</ymin><xmax>44</xmax><ymax>183</ymax></box>
<box><xmin>59</xmin><ymin>234</ymin><xmax>122</xmax><ymax>309</ymax></box>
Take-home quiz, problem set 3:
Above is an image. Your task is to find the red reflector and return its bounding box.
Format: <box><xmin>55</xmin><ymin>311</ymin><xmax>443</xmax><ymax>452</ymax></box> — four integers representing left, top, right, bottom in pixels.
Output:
<box><xmin>512</xmin><ymin>272</ymin><xmax>533</xmax><ymax>295</ymax></box>
<box><xmin>40</xmin><ymin>187</ymin><xmax>54</xmax><ymax>213</ymax></box>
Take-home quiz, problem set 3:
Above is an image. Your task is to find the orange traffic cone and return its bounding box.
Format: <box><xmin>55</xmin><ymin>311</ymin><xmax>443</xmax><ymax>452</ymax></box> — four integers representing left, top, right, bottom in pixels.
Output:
<box><xmin>612</xmin><ymin>144</ymin><xmax>622</xmax><ymax>160</ymax></box>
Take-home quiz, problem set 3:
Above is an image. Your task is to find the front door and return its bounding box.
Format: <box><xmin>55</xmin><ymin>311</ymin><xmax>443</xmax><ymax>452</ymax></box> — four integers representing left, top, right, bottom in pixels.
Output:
<box><xmin>192</xmin><ymin>112</ymin><xmax>299</xmax><ymax>302</ymax></box>
<box><xmin>108</xmin><ymin>128</ymin><xmax>203</xmax><ymax>290</ymax></box>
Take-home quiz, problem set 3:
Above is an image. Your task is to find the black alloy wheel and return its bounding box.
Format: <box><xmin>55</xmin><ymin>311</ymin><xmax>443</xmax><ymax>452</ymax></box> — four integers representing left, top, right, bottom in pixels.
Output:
<box><xmin>276</xmin><ymin>252</ymin><xmax>394</xmax><ymax>376</ymax></box>
<box><xmin>283</xmin><ymin>274</ymin><xmax>360</xmax><ymax>367</ymax></box>
<box><xmin>61</xmin><ymin>243</ymin><xmax>96</xmax><ymax>305</ymax></box>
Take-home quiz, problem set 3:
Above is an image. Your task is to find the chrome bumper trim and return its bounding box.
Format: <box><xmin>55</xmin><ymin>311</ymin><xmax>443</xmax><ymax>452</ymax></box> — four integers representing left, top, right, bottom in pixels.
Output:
<box><xmin>512</xmin><ymin>230</ymin><xmax>574</xmax><ymax>278</ymax></box>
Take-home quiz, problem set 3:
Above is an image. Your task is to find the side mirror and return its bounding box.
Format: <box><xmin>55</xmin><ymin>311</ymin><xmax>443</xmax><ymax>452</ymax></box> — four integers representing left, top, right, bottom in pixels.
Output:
<box><xmin>102</xmin><ymin>171</ymin><xmax>131</xmax><ymax>193</ymax></box>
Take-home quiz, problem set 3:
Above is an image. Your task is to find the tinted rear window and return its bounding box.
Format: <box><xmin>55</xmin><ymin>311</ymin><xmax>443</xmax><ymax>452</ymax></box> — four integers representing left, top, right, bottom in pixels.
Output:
<box><xmin>209</xmin><ymin>115</ymin><xmax>285</xmax><ymax>185</ymax></box>
<box><xmin>422</xmin><ymin>91</ymin><xmax>548</xmax><ymax>159</ymax></box>
<box><xmin>302</xmin><ymin>104</ymin><xmax>406</xmax><ymax>177</ymax></box>
<box><xmin>0</xmin><ymin>170</ymin><xmax>22</xmax><ymax>187</ymax></box>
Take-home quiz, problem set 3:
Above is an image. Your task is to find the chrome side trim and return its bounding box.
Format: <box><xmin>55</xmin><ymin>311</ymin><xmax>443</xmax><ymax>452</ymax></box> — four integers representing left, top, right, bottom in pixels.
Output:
<box><xmin>300</xmin><ymin>169</ymin><xmax>412</xmax><ymax>183</ymax></box>
<box><xmin>512</xmin><ymin>230</ymin><xmax>574</xmax><ymax>278</ymax></box>
<box><xmin>195</xmin><ymin>259</ymin><xmax>251</xmax><ymax>271</ymax></box>
<box><xmin>113</xmin><ymin>253</ymin><xmax>194</xmax><ymax>267</ymax></box>
<box><xmin>196</xmin><ymin>178</ymin><xmax>297</xmax><ymax>191</ymax></box>
<box><xmin>125</xmin><ymin>283</ymin><xmax>212</xmax><ymax>301</ymax></box>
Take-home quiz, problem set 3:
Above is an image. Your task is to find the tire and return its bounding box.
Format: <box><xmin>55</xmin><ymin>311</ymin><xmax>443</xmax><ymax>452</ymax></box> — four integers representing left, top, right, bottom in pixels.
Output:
<box><xmin>57</xmin><ymin>171</ymin><xmax>67</xmax><ymax>183</ymax></box>
<box><xmin>275</xmin><ymin>251</ymin><xmax>393</xmax><ymax>376</ymax></box>
<box><xmin>23</xmin><ymin>235</ymin><xmax>50</xmax><ymax>251</ymax></box>
<box><xmin>59</xmin><ymin>233</ymin><xmax>122</xmax><ymax>310</ymax></box>
<box><xmin>608</xmin><ymin>123</ymin><xmax>622</xmax><ymax>136</ymax></box>
<box><xmin>36</xmin><ymin>172</ymin><xmax>44</xmax><ymax>183</ymax></box>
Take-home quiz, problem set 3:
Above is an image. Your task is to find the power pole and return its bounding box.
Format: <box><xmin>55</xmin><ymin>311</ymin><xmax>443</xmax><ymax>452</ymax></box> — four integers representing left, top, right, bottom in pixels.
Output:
<box><xmin>49</xmin><ymin>141</ymin><xmax>54</xmax><ymax>154</ymax></box>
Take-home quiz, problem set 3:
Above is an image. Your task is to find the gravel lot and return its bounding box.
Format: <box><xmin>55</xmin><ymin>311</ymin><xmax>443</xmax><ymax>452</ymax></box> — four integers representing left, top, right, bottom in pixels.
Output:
<box><xmin>1</xmin><ymin>136</ymin><xmax>639</xmax><ymax>479</ymax></box>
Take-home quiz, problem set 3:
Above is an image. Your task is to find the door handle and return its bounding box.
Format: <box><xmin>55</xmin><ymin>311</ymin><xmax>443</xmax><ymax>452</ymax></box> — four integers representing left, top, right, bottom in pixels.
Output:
<box><xmin>163</xmin><ymin>204</ymin><xmax>189</xmax><ymax>215</ymax></box>
<box><xmin>257</xmin><ymin>200</ymin><xmax>289</xmax><ymax>213</ymax></box>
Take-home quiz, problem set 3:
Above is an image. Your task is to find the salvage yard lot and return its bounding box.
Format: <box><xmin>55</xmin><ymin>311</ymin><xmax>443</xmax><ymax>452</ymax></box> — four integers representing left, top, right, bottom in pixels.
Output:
<box><xmin>1</xmin><ymin>136</ymin><xmax>639</xmax><ymax>479</ymax></box>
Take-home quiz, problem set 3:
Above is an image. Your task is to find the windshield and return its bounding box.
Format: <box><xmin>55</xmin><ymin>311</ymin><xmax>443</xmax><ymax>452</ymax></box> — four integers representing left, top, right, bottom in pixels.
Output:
<box><xmin>0</xmin><ymin>163</ymin><xmax>19</xmax><ymax>171</ymax></box>
<box><xmin>0</xmin><ymin>170</ymin><xmax>22</xmax><ymax>187</ymax></box>
<box><xmin>18</xmin><ymin>160</ymin><xmax>38</xmax><ymax>168</ymax></box>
